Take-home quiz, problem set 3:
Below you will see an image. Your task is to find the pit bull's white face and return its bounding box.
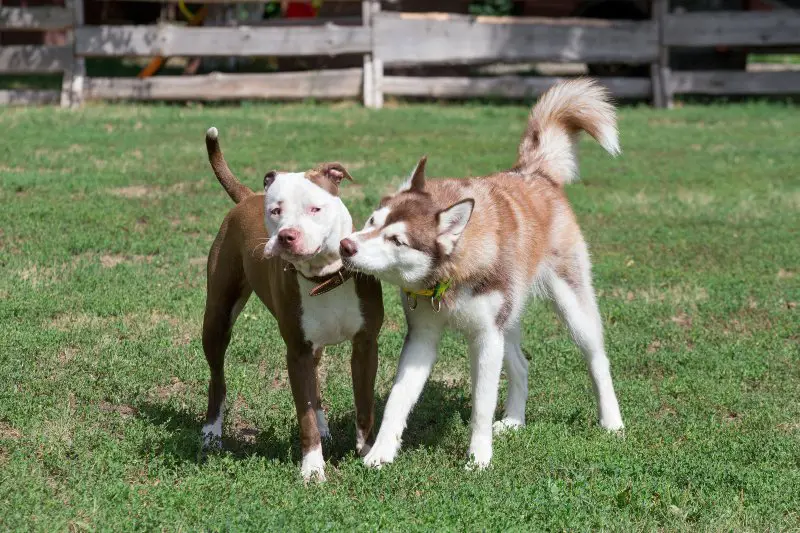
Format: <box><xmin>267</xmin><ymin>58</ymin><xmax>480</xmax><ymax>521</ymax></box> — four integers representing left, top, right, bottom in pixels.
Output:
<box><xmin>263</xmin><ymin>172</ymin><xmax>352</xmax><ymax>268</ymax></box>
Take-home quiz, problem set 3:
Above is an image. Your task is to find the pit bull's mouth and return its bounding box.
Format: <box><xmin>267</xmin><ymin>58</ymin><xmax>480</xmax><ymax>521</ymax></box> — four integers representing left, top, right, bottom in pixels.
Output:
<box><xmin>282</xmin><ymin>245</ymin><xmax>322</xmax><ymax>262</ymax></box>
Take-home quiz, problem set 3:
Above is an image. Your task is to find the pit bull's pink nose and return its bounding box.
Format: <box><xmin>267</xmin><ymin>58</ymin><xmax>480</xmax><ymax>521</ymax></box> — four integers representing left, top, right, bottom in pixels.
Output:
<box><xmin>278</xmin><ymin>228</ymin><xmax>300</xmax><ymax>247</ymax></box>
<box><xmin>340</xmin><ymin>238</ymin><xmax>358</xmax><ymax>258</ymax></box>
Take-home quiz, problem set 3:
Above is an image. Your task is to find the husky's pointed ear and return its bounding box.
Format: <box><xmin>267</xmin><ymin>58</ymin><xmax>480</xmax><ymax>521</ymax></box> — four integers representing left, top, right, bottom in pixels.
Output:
<box><xmin>397</xmin><ymin>156</ymin><xmax>427</xmax><ymax>193</ymax></box>
<box><xmin>436</xmin><ymin>198</ymin><xmax>474</xmax><ymax>256</ymax></box>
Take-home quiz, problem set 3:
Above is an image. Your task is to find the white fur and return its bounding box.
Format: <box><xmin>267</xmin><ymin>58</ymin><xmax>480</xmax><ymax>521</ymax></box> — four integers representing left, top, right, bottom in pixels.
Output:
<box><xmin>519</xmin><ymin>78</ymin><xmax>619</xmax><ymax>183</ymax></box>
<box><xmin>354</xmin><ymin>227</ymin><xmax>623</xmax><ymax>470</ymax></box>
<box><xmin>201</xmin><ymin>400</ymin><xmax>225</xmax><ymax>448</ymax></box>
<box><xmin>539</xmin><ymin>260</ymin><xmax>624</xmax><ymax>430</ymax></box>
<box><xmin>262</xmin><ymin>173</ymin><xmax>352</xmax><ymax>278</ymax></box>
<box><xmin>206</xmin><ymin>126</ymin><xmax>218</xmax><ymax>140</ymax></box>
<box><xmin>347</xmin><ymin>215</ymin><xmax>434</xmax><ymax>288</ymax></box>
<box><xmin>436</xmin><ymin>200</ymin><xmax>474</xmax><ymax>257</ymax></box>
<box><xmin>298</xmin><ymin>276</ymin><xmax>364</xmax><ymax>350</ymax></box>
<box><xmin>300</xmin><ymin>445</ymin><xmax>326</xmax><ymax>482</ymax></box>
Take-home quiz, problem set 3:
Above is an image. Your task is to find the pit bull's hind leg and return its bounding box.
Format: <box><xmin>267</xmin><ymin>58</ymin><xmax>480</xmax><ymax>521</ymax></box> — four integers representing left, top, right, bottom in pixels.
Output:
<box><xmin>201</xmin><ymin>225</ymin><xmax>252</xmax><ymax>447</ymax></box>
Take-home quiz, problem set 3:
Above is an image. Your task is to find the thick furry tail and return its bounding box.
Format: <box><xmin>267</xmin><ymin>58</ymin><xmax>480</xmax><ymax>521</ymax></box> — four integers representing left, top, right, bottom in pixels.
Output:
<box><xmin>515</xmin><ymin>78</ymin><xmax>619</xmax><ymax>185</ymax></box>
<box><xmin>205</xmin><ymin>127</ymin><xmax>253</xmax><ymax>204</ymax></box>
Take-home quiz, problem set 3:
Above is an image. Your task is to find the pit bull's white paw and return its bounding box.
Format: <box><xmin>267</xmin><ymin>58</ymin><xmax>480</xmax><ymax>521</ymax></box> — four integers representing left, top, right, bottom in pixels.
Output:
<box><xmin>363</xmin><ymin>439</ymin><xmax>399</xmax><ymax>468</ymax></box>
<box><xmin>301</xmin><ymin>447</ymin><xmax>326</xmax><ymax>482</ymax></box>
<box><xmin>492</xmin><ymin>418</ymin><xmax>524</xmax><ymax>435</ymax></box>
<box><xmin>316</xmin><ymin>409</ymin><xmax>331</xmax><ymax>441</ymax></box>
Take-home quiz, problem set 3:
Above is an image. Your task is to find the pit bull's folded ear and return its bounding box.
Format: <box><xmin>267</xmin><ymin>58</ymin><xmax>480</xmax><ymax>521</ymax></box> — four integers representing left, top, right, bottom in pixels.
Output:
<box><xmin>319</xmin><ymin>162</ymin><xmax>354</xmax><ymax>185</ymax></box>
<box><xmin>306</xmin><ymin>162</ymin><xmax>354</xmax><ymax>196</ymax></box>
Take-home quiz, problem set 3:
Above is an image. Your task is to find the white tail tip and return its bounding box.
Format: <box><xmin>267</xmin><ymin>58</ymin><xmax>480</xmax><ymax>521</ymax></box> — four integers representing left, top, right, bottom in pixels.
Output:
<box><xmin>206</xmin><ymin>127</ymin><xmax>218</xmax><ymax>140</ymax></box>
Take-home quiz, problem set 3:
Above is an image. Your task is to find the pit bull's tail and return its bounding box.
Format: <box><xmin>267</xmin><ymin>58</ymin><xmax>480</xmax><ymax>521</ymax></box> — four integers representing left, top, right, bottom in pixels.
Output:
<box><xmin>205</xmin><ymin>127</ymin><xmax>253</xmax><ymax>204</ymax></box>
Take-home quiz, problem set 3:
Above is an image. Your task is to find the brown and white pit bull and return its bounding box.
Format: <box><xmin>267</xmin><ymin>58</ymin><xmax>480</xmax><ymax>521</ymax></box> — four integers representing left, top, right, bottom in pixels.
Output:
<box><xmin>200</xmin><ymin>127</ymin><xmax>383</xmax><ymax>481</ymax></box>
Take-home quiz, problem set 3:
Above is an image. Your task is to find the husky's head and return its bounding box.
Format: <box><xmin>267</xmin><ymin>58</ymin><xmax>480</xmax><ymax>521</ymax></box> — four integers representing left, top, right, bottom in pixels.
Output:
<box><xmin>340</xmin><ymin>157</ymin><xmax>474</xmax><ymax>289</ymax></box>
<box><xmin>263</xmin><ymin>163</ymin><xmax>354</xmax><ymax>274</ymax></box>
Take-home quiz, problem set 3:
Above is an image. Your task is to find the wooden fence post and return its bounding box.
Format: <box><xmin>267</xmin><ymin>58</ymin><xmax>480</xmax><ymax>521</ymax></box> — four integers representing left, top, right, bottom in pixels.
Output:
<box><xmin>651</xmin><ymin>0</ymin><xmax>673</xmax><ymax>109</ymax></box>
<box><xmin>362</xmin><ymin>0</ymin><xmax>382</xmax><ymax>109</ymax></box>
<box><xmin>60</xmin><ymin>0</ymin><xmax>84</xmax><ymax>108</ymax></box>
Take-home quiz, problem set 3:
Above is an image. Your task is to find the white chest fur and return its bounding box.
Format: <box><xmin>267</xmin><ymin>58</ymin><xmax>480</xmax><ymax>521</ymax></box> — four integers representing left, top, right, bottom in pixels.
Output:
<box><xmin>298</xmin><ymin>277</ymin><xmax>364</xmax><ymax>349</ymax></box>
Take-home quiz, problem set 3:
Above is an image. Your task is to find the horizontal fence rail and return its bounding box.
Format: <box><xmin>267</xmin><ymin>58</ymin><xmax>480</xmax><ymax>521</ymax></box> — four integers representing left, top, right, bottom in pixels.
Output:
<box><xmin>375</xmin><ymin>13</ymin><xmax>658</xmax><ymax>66</ymax></box>
<box><xmin>382</xmin><ymin>75</ymin><xmax>652</xmax><ymax>99</ymax></box>
<box><xmin>84</xmin><ymin>69</ymin><xmax>364</xmax><ymax>101</ymax></box>
<box><xmin>0</xmin><ymin>6</ymin><xmax>73</xmax><ymax>30</ymax></box>
<box><xmin>74</xmin><ymin>24</ymin><xmax>371</xmax><ymax>57</ymax></box>
<box><xmin>664</xmin><ymin>11</ymin><xmax>800</xmax><ymax>47</ymax></box>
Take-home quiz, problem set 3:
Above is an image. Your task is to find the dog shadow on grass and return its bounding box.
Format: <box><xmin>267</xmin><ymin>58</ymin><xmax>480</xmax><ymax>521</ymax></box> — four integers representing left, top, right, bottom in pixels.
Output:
<box><xmin>135</xmin><ymin>379</ymin><xmax>471</xmax><ymax>468</ymax></box>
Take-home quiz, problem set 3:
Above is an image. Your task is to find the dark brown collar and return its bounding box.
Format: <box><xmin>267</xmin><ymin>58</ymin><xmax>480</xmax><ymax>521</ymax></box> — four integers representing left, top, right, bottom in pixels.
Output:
<box><xmin>284</xmin><ymin>262</ymin><xmax>354</xmax><ymax>296</ymax></box>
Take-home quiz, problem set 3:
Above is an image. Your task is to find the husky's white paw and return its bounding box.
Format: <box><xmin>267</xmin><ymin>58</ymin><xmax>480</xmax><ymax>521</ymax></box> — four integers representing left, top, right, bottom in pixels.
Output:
<box><xmin>466</xmin><ymin>437</ymin><xmax>493</xmax><ymax>470</ymax></box>
<box><xmin>492</xmin><ymin>418</ymin><xmax>524</xmax><ymax>435</ymax></box>
<box><xmin>363</xmin><ymin>439</ymin><xmax>399</xmax><ymax>468</ymax></box>
<box><xmin>600</xmin><ymin>416</ymin><xmax>625</xmax><ymax>433</ymax></box>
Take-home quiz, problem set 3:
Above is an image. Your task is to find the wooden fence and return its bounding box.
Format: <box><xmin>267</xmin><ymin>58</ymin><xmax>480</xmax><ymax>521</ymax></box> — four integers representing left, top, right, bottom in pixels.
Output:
<box><xmin>1</xmin><ymin>0</ymin><xmax>799</xmax><ymax>108</ymax></box>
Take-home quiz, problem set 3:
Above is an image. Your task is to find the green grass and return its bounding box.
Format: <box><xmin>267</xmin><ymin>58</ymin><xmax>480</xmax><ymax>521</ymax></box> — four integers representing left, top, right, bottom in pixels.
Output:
<box><xmin>1</xmin><ymin>100</ymin><xmax>798</xmax><ymax>531</ymax></box>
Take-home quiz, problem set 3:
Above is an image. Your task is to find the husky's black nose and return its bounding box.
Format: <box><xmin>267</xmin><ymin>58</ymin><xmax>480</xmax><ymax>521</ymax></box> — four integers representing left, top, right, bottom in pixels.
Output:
<box><xmin>340</xmin><ymin>238</ymin><xmax>358</xmax><ymax>258</ymax></box>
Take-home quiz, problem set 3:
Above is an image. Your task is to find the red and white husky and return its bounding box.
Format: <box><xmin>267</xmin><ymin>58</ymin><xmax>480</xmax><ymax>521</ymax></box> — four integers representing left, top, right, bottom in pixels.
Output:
<box><xmin>340</xmin><ymin>79</ymin><xmax>625</xmax><ymax>468</ymax></box>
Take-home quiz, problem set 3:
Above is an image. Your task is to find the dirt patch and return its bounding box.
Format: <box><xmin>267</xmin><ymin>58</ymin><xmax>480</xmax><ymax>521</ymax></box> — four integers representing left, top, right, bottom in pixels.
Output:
<box><xmin>654</xmin><ymin>404</ymin><xmax>677</xmax><ymax>419</ymax></box>
<box><xmin>109</xmin><ymin>185</ymin><xmax>152</xmax><ymax>198</ymax></box>
<box><xmin>152</xmin><ymin>377</ymin><xmax>187</xmax><ymax>400</ymax></box>
<box><xmin>0</xmin><ymin>421</ymin><xmax>22</xmax><ymax>440</ymax></box>
<box><xmin>232</xmin><ymin>394</ymin><xmax>258</xmax><ymax>444</ymax></box>
<box><xmin>189</xmin><ymin>257</ymin><xmax>207</xmax><ymax>266</ymax></box>
<box><xmin>99</xmin><ymin>254</ymin><xmax>155</xmax><ymax>268</ymax></box>
<box><xmin>0</xmin><ymin>165</ymin><xmax>25</xmax><ymax>173</ymax></box>
<box><xmin>108</xmin><ymin>182</ymin><xmax>204</xmax><ymax>199</ymax></box>
<box><xmin>777</xmin><ymin>422</ymin><xmax>800</xmax><ymax>432</ymax></box>
<box><xmin>48</xmin><ymin>313</ymin><xmax>115</xmax><ymax>332</ymax></box>
<box><xmin>647</xmin><ymin>340</ymin><xmax>663</xmax><ymax>354</ymax></box>
<box><xmin>601</xmin><ymin>284</ymin><xmax>708</xmax><ymax>305</ymax></box>
<box><xmin>58</xmin><ymin>346</ymin><xmax>78</xmax><ymax>364</ymax></box>
<box><xmin>19</xmin><ymin>265</ymin><xmax>59</xmax><ymax>287</ymax></box>
<box><xmin>676</xmin><ymin>189</ymin><xmax>715</xmax><ymax>207</ymax></box>
<box><xmin>99</xmin><ymin>401</ymin><xmax>139</xmax><ymax>418</ymax></box>
<box><xmin>778</xmin><ymin>269</ymin><xmax>795</xmax><ymax>280</ymax></box>
<box><xmin>670</xmin><ymin>312</ymin><xmax>692</xmax><ymax>329</ymax></box>
<box><xmin>722</xmin><ymin>411</ymin><xmax>740</xmax><ymax>424</ymax></box>
<box><xmin>170</xmin><ymin>215</ymin><xmax>199</xmax><ymax>228</ymax></box>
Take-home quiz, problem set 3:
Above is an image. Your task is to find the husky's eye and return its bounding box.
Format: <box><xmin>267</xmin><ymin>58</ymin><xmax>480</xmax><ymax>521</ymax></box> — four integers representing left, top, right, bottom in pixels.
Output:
<box><xmin>388</xmin><ymin>235</ymin><xmax>403</xmax><ymax>247</ymax></box>
<box><xmin>270</xmin><ymin>207</ymin><xmax>281</xmax><ymax>216</ymax></box>
<box><xmin>367</xmin><ymin>216</ymin><xmax>375</xmax><ymax>226</ymax></box>
<box><xmin>309</xmin><ymin>206</ymin><xmax>321</xmax><ymax>214</ymax></box>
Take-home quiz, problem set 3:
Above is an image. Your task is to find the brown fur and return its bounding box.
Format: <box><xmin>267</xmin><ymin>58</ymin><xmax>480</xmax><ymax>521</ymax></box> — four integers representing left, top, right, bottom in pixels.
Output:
<box><xmin>202</xmin><ymin>134</ymin><xmax>382</xmax><ymax>464</ymax></box>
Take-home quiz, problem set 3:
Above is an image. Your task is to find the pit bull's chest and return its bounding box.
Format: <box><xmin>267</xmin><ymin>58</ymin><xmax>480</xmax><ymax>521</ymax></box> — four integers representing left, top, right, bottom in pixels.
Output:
<box><xmin>298</xmin><ymin>278</ymin><xmax>364</xmax><ymax>349</ymax></box>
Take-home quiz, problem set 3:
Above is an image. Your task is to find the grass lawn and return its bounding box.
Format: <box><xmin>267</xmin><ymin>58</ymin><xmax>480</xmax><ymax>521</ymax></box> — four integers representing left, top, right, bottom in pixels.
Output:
<box><xmin>1</xmin><ymin>99</ymin><xmax>798</xmax><ymax>531</ymax></box>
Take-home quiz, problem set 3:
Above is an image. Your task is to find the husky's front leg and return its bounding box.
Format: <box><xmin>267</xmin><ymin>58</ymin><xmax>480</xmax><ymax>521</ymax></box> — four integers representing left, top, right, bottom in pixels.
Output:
<box><xmin>466</xmin><ymin>326</ymin><xmax>505</xmax><ymax>469</ymax></box>
<box><xmin>363</xmin><ymin>319</ymin><xmax>443</xmax><ymax>468</ymax></box>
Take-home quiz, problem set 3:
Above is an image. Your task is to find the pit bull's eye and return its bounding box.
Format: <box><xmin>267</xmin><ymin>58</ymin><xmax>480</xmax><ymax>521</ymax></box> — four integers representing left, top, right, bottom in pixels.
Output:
<box><xmin>389</xmin><ymin>236</ymin><xmax>403</xmax><ymax>247</ymax></box>
<box><xmin>309</xmin><ymin>206</ymin><xmax>321</xmax><ymax>214</ymax></box>
<box><xmin>270</xmin><ymin>207</ymin><xmax>281</xmax><ymax>216</ymax></box>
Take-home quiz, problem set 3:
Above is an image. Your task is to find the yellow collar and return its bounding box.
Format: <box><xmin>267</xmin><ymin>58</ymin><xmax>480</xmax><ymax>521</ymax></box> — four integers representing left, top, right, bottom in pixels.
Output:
<box><xmin>403</xmin><ymin>280</ymin><xmax>451</xmax><ymax>311</ymax></box>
